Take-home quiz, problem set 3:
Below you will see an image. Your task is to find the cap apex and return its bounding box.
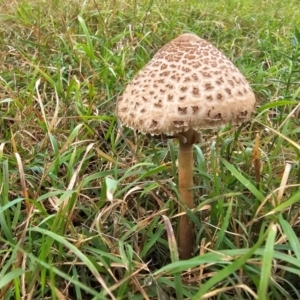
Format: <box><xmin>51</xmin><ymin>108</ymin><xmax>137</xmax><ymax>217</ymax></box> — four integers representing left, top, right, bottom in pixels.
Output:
<box><xmin>172</xmin><ymin>33</ymin><xmax>202</xmax><ymax>43</ymax></box>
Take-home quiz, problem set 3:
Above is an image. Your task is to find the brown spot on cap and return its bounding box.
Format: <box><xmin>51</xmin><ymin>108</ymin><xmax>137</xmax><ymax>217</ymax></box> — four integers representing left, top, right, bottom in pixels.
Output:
<box><xmin>192</xmin><ymin>74</ymin><xmax>198</xmax><ymax>81</ymax></box>
<box><xmin>182</xmin><ymin>67</ymin><xmax>191</xmax><ymax>72</ymax></box>
<box><xmin>191</xmin><ymin>62</ymin><xmax>201</xmax><ymax>68</ymax></box>
<box><xmin>178</xmin><ymin>107</ymin><xmax>188</xmax><ymax>114</ymax></box>
<box><xmin>192</xmin><ymin>106</ymin><xmax>199</xmax><ymax>113</ymax></box>
<box><xmin>205</xmin><ymin>83</ymin><xmax>213</xmax><ymax>90</ymax></box>
<box><xmin>173</xmin><ymin>120</ymin><xmax>184</xmax><ymax>126</ymax></box>
<box><xmin>155</xmin><ymin>100</ymin><xmax>163</xmax><ymax>107</ymax></box>
<box><xmin>150</xmin><ymin>120</ymin><xmax>158</xmax><ymax>128</ymax></box>
<box><xmin>192</xmin><ymin>87</ymin><xmax>200</xmax><ymax>95</ymax></box>
<box><xmin>225</xmin><ymin>88</ymin><xmax>232</xmax><ymax>95</ymax></box>
<box><xmin>240</xmin><ymin>110</ymin><xmax>248</xmax><ymax>117</ymax></box>
<box><xmin>201</xmin><ymin>71</ymin><xmax>212</xmax><ymax>77</ymax></box>
<box><xmin>185</xmin><ymin>54</ymin><xmax>196</xmax><ymax>59</ymax></box>
<box><xmin>214</xmin><ymin>113</ymin><xmax>222</xmax><ymax>119</ymax></box>
<box><xmin>160</xmin><ymin>71</ymin><xmax>171</xmax><ymax>76</ymax></box>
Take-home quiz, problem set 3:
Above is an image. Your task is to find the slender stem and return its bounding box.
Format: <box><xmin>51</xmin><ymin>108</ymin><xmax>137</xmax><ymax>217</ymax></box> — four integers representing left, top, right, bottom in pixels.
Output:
<box><xmin>177</xmin><ymin>129</ymin><xmax>199</xmax><ymax>259</ymax></box>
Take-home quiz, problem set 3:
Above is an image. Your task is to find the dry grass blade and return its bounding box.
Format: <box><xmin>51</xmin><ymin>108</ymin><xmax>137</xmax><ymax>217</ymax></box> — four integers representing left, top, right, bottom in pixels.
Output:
<box><xmin>48</xmin><ymin>88</ymin><xmax>60</xmax><ymax>132</ymax></box>
<box><xmin>202</xmin><ymin>284</ymin><xmax>258</xmax><ymax>299</ymax></box>
<box><xmin>251</xmin><ymin>184</ymin><xmax>300</xmax><ymax>222</ymax></box>
<box><xmin>62</xmin><ymin>143</ymin><xmax>95</xmax><ymax>209</ymax></box>
<box><xmin>276</xmin><ymin>162</ymin><xmax>292</xmax><ymax>204</ymax></box>
<box><xmin>132</xmin><ymin>276</ymin><xmax>151</xmax><ymax>300</ymax></box>
<box><xmin>52</xmin><ymin>285</ymin><xmax>67</xmax><ymax>300</ymax></box>
<box><xmin>15</xmin><ymin>153</ymin><xmax>30</xmax><ymax>214</ymax></box>
<box><xmin>35</xmin><ymin>78</ymin><xmax>49</xmax><ymax>129</ymax></box>
<box><xmin>0</xmin><ymin>143</ymin><xmax>5</xmax><ymax>159</ymax></box>
<box><xmin>162</xmin><ymin>215</ymin><xmax>179</xmax><ymax>259</ymax></box>
<box><xmin>277</xmin><ymin>101</ymin><xmax>300</xmax><ymax>131</ymax></box>
<box><xmin>171</xmin><ymin>204</ymin><xmax>211</xmax><ymax>219</ymax></box>
<box><xmin>108</xmin><ymin>264</ymin><xmax>149</xmax><ymax>294</ymax></box>
<box><xmin>252</xmin><ymin>133</ymin><xmax>261</xmax><ymax>186</ymax></box>
<box><xmin>255</xmin><ymin>120</ymin><xmax>300</xmax><ymax>151</ymax></box>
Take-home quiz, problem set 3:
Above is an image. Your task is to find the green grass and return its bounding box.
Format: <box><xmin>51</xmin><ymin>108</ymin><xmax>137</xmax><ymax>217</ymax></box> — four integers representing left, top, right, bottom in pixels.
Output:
<box><xmin>1</xmin><ymin>0</ymin><xmax>300</xmax><ymax>299</ymax></box>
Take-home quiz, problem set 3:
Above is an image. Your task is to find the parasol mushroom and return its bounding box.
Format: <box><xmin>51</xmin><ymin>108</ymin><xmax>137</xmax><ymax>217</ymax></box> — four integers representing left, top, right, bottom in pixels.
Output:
<box><xmin>117</xmin><ymin>33</ymin><xmax>256</xmax><ymax>259</ymax></box>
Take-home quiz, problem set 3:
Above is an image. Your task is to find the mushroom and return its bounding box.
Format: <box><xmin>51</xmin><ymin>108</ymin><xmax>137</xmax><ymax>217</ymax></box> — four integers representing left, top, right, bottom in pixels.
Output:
<box><xmin>117</xmin><ymin>33</ymin><xmax>256</xmax><ymax>259</ymax></box>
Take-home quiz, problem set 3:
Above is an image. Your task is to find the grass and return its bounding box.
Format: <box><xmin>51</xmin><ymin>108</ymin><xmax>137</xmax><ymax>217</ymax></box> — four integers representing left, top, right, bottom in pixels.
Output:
<box><xmin>1</xmin><ymin>0</ymin><xmax>300</xmax><ymax>299</ymax></box>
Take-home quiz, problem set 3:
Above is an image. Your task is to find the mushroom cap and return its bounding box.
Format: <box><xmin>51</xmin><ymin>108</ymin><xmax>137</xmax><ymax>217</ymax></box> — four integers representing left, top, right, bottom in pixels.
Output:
<box><xmin>117</xmin><ymin>33</ymin><xmax>256</xmax><ymax>135</ymax></box>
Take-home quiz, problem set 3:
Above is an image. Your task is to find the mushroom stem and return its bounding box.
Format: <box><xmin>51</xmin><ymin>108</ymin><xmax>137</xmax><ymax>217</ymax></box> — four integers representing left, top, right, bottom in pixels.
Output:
<box><xmin>177</xmin><ymin>129</ymin><xmax>199</xmax><ymax>259</ymax></box>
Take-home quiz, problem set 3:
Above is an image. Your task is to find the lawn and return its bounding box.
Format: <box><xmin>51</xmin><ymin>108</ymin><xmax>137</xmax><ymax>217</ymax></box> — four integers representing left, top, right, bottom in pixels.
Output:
<box><xmin>1</xmin><ymin>0</ymin><xmax>300</xmax><ymax>299</ymax></box>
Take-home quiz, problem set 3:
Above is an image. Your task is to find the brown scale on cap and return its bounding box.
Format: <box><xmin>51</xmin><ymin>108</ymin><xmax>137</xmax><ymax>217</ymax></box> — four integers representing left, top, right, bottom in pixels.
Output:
<box><xmin>117</xmin><ymin>33</ymin><xmax>256</xmax><ymax>135</ymax></box>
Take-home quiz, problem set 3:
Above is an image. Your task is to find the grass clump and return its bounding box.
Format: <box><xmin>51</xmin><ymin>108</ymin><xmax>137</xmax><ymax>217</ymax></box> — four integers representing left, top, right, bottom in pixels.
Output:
<box><xmin>1</xmin><ymin>0</ymin><xmax>300</xmax><ymax>299</ymax></box>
